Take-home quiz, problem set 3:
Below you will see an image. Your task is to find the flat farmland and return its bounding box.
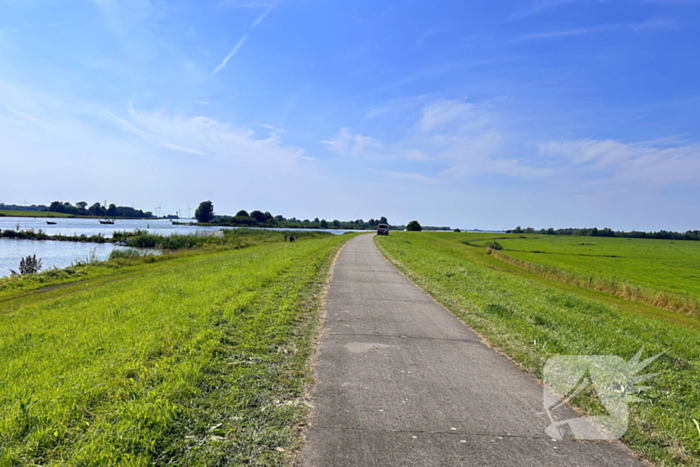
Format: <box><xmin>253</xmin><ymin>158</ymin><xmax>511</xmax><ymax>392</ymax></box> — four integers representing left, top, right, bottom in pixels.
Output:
<box><xmin>464</xmin><ymin>234</ymin><xmax>700</xmax><ymax>302</ymax></box>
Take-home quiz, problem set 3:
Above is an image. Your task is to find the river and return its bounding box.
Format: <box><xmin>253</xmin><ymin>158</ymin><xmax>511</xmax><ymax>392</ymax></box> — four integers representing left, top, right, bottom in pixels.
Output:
<box><xmin>0</xmin><ymin>217</ymin><xmax>368</xmax><ymax>277</ymax></box>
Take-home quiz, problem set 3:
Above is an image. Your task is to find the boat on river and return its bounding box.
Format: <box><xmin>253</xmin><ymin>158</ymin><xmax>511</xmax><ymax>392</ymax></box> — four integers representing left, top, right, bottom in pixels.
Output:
<box><xmin>99</xmin><ymin>219</ymin><xmax>115</xmax><ymax>225</ymax></box>
<box><xmin>46</xmin><ymin>221</ymin><xmax>57</xmax><ymax>225</ymax></box>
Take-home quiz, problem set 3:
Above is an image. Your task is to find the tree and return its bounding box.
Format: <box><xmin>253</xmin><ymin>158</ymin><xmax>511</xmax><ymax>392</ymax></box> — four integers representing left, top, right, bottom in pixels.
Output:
<box><xmin>380</xmin><ymin>216</ymin><xmax>388</xmax><ymax>224</ymax></box>
<box><xmin>89</xmin><ymin>202</ymin><xmax>104</xmax><ymax>216</ymax></box>
<box><xmin>106</xmin><ymin>203</ymin><xmax>118</xmax><ymax>217</ymax></box>
<box><xmin>453</xmin><ymin>228</ymin><xmax>461</xmax><ymax>232</ymax></box>
<box><xmin>76</xmin><ymin>201</ymin><xmax>88</xmax><ymax>211</ymax></box>
<box><xmin>195</xmin><ymin>201</ymin><xmax>215</xmax><ymax>223</ymax></box>
<box><xmin>48</xmin><ymin>201</ymin><xmax>64</xmax><ymax>213</ymax></box>
<box><xmin>250</xmin><ymin>210</ymin><xmax>267</xmax><ymax>223</ymax></box>
<box><xmin>406</xmin><ymin>220</ymin><xmax>422</xmax><ymax>231</ymax></box>
<box><xmin>236</xmin><ymin>210</ymin><xmax>249</xmax><ymax>217</ymax></box>
<box><xmin>320</xmin><ymin>219</ymin><xmax>329</xmax><ymax>229</ymax></box>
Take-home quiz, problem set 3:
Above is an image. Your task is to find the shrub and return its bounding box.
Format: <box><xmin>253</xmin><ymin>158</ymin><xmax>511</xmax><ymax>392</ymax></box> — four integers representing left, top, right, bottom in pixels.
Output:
<box><xmin>484</xmin><ymin>240</ymin><xmax>503</xmax><ymax>250</ymax></box>
<box><xmin>109</xmin><ymin>249</ymin><xmax>145</xmax><ymax>260</ymax></box>
<box><xmin>10</xmin><ymin>255</ymin><xmax>43</xmax><ymax>276</ymax></box>
<box><xmin>406</xmin><ymin>220</ymin><xmax>422</xmax><ymax>231</ymax></box>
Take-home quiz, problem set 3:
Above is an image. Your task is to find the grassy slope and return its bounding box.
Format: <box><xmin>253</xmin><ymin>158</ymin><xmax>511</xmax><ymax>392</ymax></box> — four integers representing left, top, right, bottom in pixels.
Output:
<box><xmin>376</xmin><ymin>232</ymin><xmax>700</xmax><ymax>467</ymax></box>
<box><xmin>0</xmin><ymin>234</ymin><xmax>351</xmax><ymax>466</ymax></box>
<box><xmin>0</xmin><ymin>229</ymin><xmax>333</xmax><ymax>301</ymax></box>
<box><xmin>466</xmin><ymin>234</ymin><xmax>700</xmax><ymax>300</ymax></box>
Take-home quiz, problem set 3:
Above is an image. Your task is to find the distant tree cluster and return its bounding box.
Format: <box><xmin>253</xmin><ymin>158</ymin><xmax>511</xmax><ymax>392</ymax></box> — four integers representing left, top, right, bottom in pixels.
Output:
<box><xmin>194</xmin><ymin>202</ymin><xmax>394</xmax><ymax>230</ymax></box>
<box><xmin>406</xmin><ymin>220</ymin><xmax>422</xmax><ymax>231</ymax></box>
<box><xmin>0</xmin><ymin>203</ymin><xmax>47</xmax><ymax>212</ymax></box>
<box><xmin>507</xmin><ymin>226</ymin><xmax>700</xmax><ymax>241</ymax></box>
<box><xmin>47</xmin><ymin>201</ymin><xmax>154</xmax><ymax>218</ymax></box>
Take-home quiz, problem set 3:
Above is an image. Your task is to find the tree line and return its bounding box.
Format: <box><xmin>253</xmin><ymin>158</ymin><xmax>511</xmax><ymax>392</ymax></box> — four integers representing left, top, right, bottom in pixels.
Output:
<box><xmin>507</xmin><ymin>226</ymin><xmax>700</xmax><ymax>241</ymax></box>
<box><xmin>193</xmin><ymin>201</ymin><xmax>403</xmax><ymax>230</ymax></box>
<box><xmin>47</xmin><ymin>201</ymin><xmax>154</xmax><ymax>218</ymax></box>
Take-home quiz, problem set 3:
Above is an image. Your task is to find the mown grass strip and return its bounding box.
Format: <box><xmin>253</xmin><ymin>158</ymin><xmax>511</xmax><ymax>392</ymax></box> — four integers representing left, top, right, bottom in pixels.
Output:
<box><xmin>376</xmin><ymin>232</ymin><xmax>700</xmax><ymax>467</ymax></box>
<box><xmin>487</xmin><ymin>247</ymin><xmax>699</xmax><ymax>316</ymax></box>
<box><xmin>0</xmin><ymin>234</ymin><xmax>351</xmax><ymax>465</ymax></box>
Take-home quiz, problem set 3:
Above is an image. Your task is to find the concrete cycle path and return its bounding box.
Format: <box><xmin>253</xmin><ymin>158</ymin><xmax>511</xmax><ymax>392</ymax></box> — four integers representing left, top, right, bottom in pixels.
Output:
<box><xmin>300</xmin><ymin>233</ymin><xmax>648</xmax><ymax>467</ymax></box>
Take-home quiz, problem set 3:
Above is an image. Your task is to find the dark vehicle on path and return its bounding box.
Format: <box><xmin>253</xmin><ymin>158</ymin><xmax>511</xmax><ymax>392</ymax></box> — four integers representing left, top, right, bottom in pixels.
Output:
<box><xmin>377</xmin><ymin>224</ymin><xmax>389</xmax><ymax>235</ymax></box>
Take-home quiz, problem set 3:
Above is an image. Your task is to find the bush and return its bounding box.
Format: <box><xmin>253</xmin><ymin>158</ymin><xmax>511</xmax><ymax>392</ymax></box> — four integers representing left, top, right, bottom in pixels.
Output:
<box><xmin>406</xmin><ymin>220</ymin><xmax>422</xmax><ymax>231</ymax></box>
<box><xmin>10</xmin><ymin>255</ymin><xmax>43</xmax><ymax>276</ymax></box>
<box><xmin>195</xmin><ymin>201</ymin><xmax>215</xmax><ymax>223</ymax></box>
<box><xmin>109</xmin><ymin>249</ymin><xmax>146</xmax><ymax>260</ymax></box>
<box><xmin>484</xmin><ymin>240</ymin><xmax>503</xmax><ymax>250</ymax></box>
<box><xmin>453</xmin><ymin>228</ymin><xmax>461</xmax><ymax>232</ymax></box>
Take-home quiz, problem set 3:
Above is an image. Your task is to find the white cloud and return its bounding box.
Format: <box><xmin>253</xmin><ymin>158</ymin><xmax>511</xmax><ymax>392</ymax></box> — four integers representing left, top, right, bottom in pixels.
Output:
<box><xmin>214</xmin><ymin>34</ymin><xmax>249</xmax><ymax>73</ymax></box>
<box><xmin>251</xmin><ymin>0</ymin><xmax>280</xmax><ymax>28</ymax></box>
<box><xmin>261</xmin><ymin>123</ymin><xmax>287</xmax><ymax>133</ymax></box>
<box><xmin>105</xmin><ymin>103</ymin><xmax>313</xmax><ymax>180</ymax></box>
<box><xmin>405</xmin><ymin>150</ymin><xmax>430</xmax><ymax>161</ymax></box>
<box><xmin>421</xmin><ymin>100</ymin><xmax>490</xmax><ymax>133</ymax></box>
<box><xmin>538</xmin><ymin>139</ymin><xmax>700</xmax><ymax>185</ymax></box>
<box><xmin>321</xmin><ymin>128</ymin><xmax>379</xmax><ymax>156</ymax></box>
<box><xmin>91</xmin><ymin>0</ymin><xmax>152</xmax><ymax>34</ymax></box>
<box><xmin>213</xmin><ymin>0</ymin><xmax>279</xmax><ymax>73</ymax></box>
<box><xmin>521</xmin><ymin>19</ymin><xmax>677</xmax><ymax>40</ymax></box>
<box><xmin>381</xmin><ymin>170</ymin><xmax>437</xmax><ymax>182</ymax></box>
<box><xmin>508</xmin><ymin>0</ymin><xmax>582</xmax><ymax>20</ymax></box>
<box><xmin>160</xmin><ymin>143</ymin><xmax>206</xmax><ymax>156</ymax></box>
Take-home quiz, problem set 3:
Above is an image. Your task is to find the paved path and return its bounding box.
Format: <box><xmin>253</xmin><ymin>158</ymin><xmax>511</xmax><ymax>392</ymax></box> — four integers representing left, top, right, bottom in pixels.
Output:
<box><xmin>300</xmin><ymin>234</ymin><xmax>647</xmax><ymax>467</ymax></box>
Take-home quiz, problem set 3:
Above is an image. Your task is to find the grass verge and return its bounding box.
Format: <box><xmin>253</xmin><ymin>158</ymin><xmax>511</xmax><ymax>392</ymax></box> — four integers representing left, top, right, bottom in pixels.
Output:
<box><xmin>376</xmin><ymin>232</ymin><xmax>700</xmax><ymax>467</ymax></box>
<box><xmin>0</xmin><ymin>233</ymin><xmax>352</xmax><ymax>465</ymax></box>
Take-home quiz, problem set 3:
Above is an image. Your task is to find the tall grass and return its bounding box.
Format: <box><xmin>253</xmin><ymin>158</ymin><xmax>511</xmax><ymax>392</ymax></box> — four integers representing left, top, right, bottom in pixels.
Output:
<box><xmin>487</xmin><ymin>247</ymin><xmax>700</xmax><ymax>316</ymax></box>
<box><xmin>377</xmin><ymin>232</ymin><xmax>700</xmax><ymax>466</ymax></box>
<box><xmin>0</xmin><ymin>235</ymin><xmax>349</xmax><ymax>465</ymax></box>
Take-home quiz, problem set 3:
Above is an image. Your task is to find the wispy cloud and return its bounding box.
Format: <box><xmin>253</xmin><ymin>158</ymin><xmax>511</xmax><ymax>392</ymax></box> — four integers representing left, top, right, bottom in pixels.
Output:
<box><xmin>160</xmin><ymin>143</ymin><xmax>206</xmax><ymax>156</ymax></box>
<box><xmin>111</xmin><ymin>103</ymin><xmax>310</xmax><ymax>177</ymax></box>
<box><xmin>521</xmin><ymin>19</ymin><xmax>677</xmax><ymax>40</ymax></box>
<box><xmin>538</xmin><ymin>138</ymin><xmax>700</xmax><ymax>185</ymax></box>
<box><xmin>421</xmin><ymin>99</ymin><xmax>490</xmax><ymax>133</ymax></box>
<box><xmin>262</xmin><ymin>123</ymin><xmax>287</xmax><ymax>133</ymax></box>
<box><xmin>508</xmin><ymin>0</ymin><xmax>582</xmax><ymax>20</ymax></box>
<box><xmin>251</xmin><ymin>0</ymin><xmax>280</xmax><ymax>27</ymax></box>
<box><xmin>91</xmin><ymin>0</ymin><xmax>152</xmax><ymax>34</ymax></box>
<box><xmin>214</xmin><ymin>34</ymin><xmax>249</xmax><ymax>73</ymax></box>
<box><xmin>321</xmin><ymin>128</ymin><xmax>379</xmax><ymax>156</ymax></box>
<box><xmin>381</xmin><ymin>170</ymin><xmax>437</xmax><ymax>182</ymax></box>
<box><xmin>214</xmin><ymin>0</ymin><xmax>280</xmax><ymax>73</ymax></box>
<box><xmin>405</xmin><ymin>150</ymin><xmax>430</xmax><ymax>161</ymax></box>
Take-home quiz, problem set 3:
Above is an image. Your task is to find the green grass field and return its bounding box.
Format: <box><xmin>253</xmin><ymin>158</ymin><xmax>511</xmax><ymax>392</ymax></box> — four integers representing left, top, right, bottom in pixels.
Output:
<box><xmin>376</xmin><ymin>232</ymin><xmax>700</xmax><ymax>467</ymax></box>
<box><xmin>464</xmin><ymin>234</ymin><xmax>700</xmax><ymax>302</ymax></box>
<box><xmin>0</xmin><ymin>210</ymin><xmax>73</xmax><ymax>218</ymax></box>
<box><xmin>0</xmin><ymin>233</ymin><xmax>352</xmax><ymax>465</ymax></box>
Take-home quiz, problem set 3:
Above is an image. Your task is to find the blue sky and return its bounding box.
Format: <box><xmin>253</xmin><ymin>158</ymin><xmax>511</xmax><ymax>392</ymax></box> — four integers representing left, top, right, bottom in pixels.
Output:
<box><xmin>1</xmin><ymin>0</ymin><xmax>698</xmax><ymax>230</ymax></box>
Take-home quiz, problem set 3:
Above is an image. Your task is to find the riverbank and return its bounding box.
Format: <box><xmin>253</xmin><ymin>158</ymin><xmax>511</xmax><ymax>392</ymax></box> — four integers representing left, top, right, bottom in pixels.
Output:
<box><xmin>0</xmin><ymin>228</ymin><xmax>335</xmax><ymax>282</ymax></box>
<box><xmin>0</xmin><ymin>209</ymin><xmax>164</xmax><ymax>219</ymax></box>
<box><xmin>0</xmin><ymin>232</ymin><xmax>353</xmax><ymax>464</ymax></box>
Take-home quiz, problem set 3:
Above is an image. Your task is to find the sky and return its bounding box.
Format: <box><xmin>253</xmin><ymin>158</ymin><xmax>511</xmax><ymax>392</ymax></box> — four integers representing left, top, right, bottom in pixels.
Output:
<box><xmin>0</xmin><ymin>0</ymin><xmax>699</xmax><ymax>230</ymax></box>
